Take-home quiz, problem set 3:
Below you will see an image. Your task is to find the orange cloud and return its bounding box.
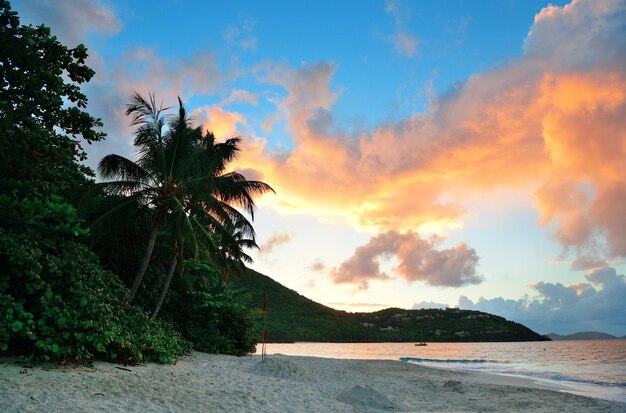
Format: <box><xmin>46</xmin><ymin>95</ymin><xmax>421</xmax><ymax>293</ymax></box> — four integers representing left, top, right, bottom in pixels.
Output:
<box><xmin>196</xmin><ymin>105</ymin><xmax>246</xmax><ymax>139</ymax></box>
<box><xmin>237</xmin><ymin>69</ymin><xmax>625</xmax><ymax>234</ymax></box>
<box><xmin>233</xmin><ymin>0</ymin><xmax>626</xmax><ymax>263</ymax></box>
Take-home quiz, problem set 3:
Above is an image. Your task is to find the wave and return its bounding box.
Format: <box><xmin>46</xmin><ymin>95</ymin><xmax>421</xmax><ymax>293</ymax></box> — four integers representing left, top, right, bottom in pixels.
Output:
<box><xmin>400</xmin><ymin>357</ymin><xmax>498</xmax><ymax>364</ymax></box>
<box><xmin>522</xmin><ymin>372</ymin><xmax>626</xmax><ymax>389</ymax></box>
<box><xmin>400</xmin><ymin>357</ymin><xmax>626</xmax><ymax>389</ymax></box>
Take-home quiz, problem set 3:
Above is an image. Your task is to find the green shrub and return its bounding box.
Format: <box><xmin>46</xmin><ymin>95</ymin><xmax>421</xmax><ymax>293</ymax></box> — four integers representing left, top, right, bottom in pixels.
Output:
<box><xmin>0</xmin><ymin>196</ymin><xmax>191</xmax><ymax>363</ymax></box>
<box><xmin>181</xmin><ymin>291</ymin><xmax>260</xmax><ymax>356</ymax></box>
<box><xmin>153</xmin><ymin>260</ymin><xmax>260</xmax><ymax>356</ymax></box>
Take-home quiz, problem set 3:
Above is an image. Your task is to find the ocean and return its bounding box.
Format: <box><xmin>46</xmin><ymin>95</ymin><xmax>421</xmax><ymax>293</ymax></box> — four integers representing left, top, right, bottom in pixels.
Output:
<box><xmin>256</xmin><ymin>340</ymin><xmax>626</xmax><ymax>403</ymax></box>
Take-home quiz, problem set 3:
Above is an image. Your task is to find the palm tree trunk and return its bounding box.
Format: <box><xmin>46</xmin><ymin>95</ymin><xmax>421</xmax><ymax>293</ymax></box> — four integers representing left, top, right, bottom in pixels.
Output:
<box><xmin>151</xmin><ymin>255</ymin><xmax>177</xmax><ymax>319</ymax></box>
<box><xmin>126</xmin><ymin>221</ymin><xmax>160</xmax><ymax>304</ymax></box>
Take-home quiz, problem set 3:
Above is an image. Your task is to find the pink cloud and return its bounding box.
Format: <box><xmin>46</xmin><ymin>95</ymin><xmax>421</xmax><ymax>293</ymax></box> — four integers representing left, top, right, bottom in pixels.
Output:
<box><xmin>308</xmin><ymin>259</ymin><xmax>327</xmax><ymax>272</ymax></box>
<box><xmin>330</xmin><ymin>231</ymin><xmax>481</xmax><ymax>289</ymax></box>
<box><xmin>260</xmin><ymin>232</ymin><xmax>294</xmax><ymax>255</ymax></box>
<box><xmin>221</xmin><ymin>89</ymin><xmax>259</xmax><ymax>106</ymax></box>
<box><xmin>18</xmin><ymin>0</ymin><xmax>121</xmax><ymax>47</ymax></box>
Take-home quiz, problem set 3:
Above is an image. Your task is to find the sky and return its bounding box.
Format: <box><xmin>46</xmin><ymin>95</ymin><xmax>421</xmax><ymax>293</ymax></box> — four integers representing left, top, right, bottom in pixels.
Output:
<box><xmin>14</xmin><ymin>0</ymin><xmax>626</xmax><ymax>336</ymax></box>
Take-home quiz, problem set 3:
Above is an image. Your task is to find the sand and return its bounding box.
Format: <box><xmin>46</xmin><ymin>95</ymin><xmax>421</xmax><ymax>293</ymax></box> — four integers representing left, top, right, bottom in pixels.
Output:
<box><xmin>1</xmin><ymin>352</ymin><xmax>624</xmax><ymax>412</ymax></box>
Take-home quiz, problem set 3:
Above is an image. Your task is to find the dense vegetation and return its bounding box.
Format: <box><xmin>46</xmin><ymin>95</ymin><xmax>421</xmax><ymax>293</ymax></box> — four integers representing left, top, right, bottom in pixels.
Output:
<box><xmin>0</xmin><ymin>1</ymin><xmax>267</xmax><ymax>362</ymax></box>
<box><xmin>232</xmin><ymin>270</ymin><xmax>549</xmax><ymax>343</ymax></box>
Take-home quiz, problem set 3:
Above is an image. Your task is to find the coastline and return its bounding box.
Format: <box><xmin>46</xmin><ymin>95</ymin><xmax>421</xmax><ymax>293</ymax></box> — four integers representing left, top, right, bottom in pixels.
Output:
<box><xmin>1</xmin><ymin>352</ymin><xmax>624</xmax><ymax>412</ymax></box>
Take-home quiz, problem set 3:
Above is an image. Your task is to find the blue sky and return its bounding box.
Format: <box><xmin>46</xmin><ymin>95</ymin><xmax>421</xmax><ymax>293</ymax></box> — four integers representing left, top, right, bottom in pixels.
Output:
<box><xmin>15</xmin><ymin>0</ymin><xmax>626</xmax><ymax>335</ymax></box>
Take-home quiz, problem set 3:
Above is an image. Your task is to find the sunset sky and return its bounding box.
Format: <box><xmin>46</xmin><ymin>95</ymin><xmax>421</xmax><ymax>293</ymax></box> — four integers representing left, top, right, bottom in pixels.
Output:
<box><xmin>15</xmin><ymin>0</ymin><xmax>626</xmax><ymax>335</ymax></box>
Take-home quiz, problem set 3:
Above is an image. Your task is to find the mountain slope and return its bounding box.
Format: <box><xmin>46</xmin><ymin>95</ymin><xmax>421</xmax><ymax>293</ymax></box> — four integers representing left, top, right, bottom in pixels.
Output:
<box><xmin>547</xmin><ymin>332</ymin><xmax>618</xmax><ymax>340</ymax></box>
<box><xmin>231</xmin><ymin>269</ymin><xmax>548</xmax><ymax>342</ymax></box>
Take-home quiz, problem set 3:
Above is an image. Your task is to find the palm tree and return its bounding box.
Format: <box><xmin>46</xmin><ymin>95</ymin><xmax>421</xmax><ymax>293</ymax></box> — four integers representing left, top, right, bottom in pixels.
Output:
<box><xmin>95</xmin><ymin>92</ymin><xmax>273</xmax><ymax>305</ymax></box>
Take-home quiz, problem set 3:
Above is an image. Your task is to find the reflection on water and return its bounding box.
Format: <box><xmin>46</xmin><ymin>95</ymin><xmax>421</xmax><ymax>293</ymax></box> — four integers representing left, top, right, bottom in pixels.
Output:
<box><xmin>257</xmin><ymin>340</ymin><xmax>626</xmax><ymax>402</ymax></box>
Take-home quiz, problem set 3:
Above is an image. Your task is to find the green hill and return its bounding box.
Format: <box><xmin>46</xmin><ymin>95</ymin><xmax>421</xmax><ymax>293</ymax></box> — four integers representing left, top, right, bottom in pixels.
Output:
<box><xmin>230</xmin><ymin>269</ymin><xmax>549</xmax><ymax>343</ymax></box>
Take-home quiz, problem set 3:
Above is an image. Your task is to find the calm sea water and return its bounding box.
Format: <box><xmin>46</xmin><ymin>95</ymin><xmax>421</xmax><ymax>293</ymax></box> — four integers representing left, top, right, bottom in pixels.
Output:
<box><xmin>256</xmin><ymin>340</ymin><xmax>626</xmax><ymax>403</ymax></box>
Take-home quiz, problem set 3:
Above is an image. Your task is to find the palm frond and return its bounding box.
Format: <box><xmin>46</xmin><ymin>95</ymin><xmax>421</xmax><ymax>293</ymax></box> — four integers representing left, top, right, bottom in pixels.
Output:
<box><xmin>98</xmin><ymin>154</ymin><xmax>152</xmax><ymax>182</ymax></box>
<box><xmin>125</xmin><ymin>91</ymin><xmax>170</xmax><ymax>128</ymax></box>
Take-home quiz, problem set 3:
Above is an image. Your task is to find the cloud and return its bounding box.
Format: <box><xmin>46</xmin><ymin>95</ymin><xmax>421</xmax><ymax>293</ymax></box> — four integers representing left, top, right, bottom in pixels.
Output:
<box><xmin>84</xmin><ymin>48</ymin><xmax>238</xmax><ymax>172</ymax></box>
<box><xmin>328</xmin><ymin>302</ymin><xmax>387</xmax><ymax>308</ymax></box>
<box><xmin>459</xmin><ymin>266</ymin><xmax>626</xmax><ymax>335</ymax></box>
<box><xmin>234</xmin><ymin>167</ymin><xmax>264</xmax><ymax>182</ymax></box>
<box><xmin>195</xmin><ymin>105</ymin><xmax>246</xmax><ymax>139</ymax></box>
<box><xmin>17</xmin><ymin>0</ymin><xmax>121</xmax><ymax>46</ymax></box>
<box><xmin>571</xmin><ymin>256</ymin><xmax>608</xmax><ymax>271</ymax></box>
<box><xmin>259</xmin><ymin>231</ymin><xmax>293</xmax><ymax>255</ymax></box>
<box><xmin>330</xmin><ymin>231</ymin><xmax>482</xmax><ymax>289</ymax></box>
<box><xmin>18</xmin><ymin>0</ymin><xmax>626</xmax><ymax>270</ymax></box>
<box><xmin>221</xmin><ymin>89</ymin><xmax>259</xmax><ymax>106</ymax></box>
<box><xmin>233</xmin><ymin>0</ymin><xmax>626</xmax><ymax>265</ymax></box>
<box><xmin>259</xmin><ymin>61</ymin><xmax>339</xmax><ymax>138</ymax></box>
<box><xmin>412</xmin><ymin>301</ymin><xmax>449</xmax><ymax>310</ymax></box>
<box><xmin>384</xmin><ymin>1</ymin><xmax>419</xmax><ymax>57</ymax></box>
<box><xmin>391</xmin><ymin>32</ymin><xmax>418</xmax><ymax>58</ymax></box>
<box><xmin>224</xmin><ymin>14</ymin><xmax>258</xmax><ymax>50</ymax></box>
<box><xmin>109</xmin><ymin>48</ymin><xmax>234</xmax><ymax>103</ymax></box>
<box><xmin>308</xmin><ymin>259</ymin><xmax>327</xmax><ymax>272</ymax></box>
<box><xmin>524</xmin><ymin>0</ymin><xmax>626</xmax><ymax>69</ymax></box>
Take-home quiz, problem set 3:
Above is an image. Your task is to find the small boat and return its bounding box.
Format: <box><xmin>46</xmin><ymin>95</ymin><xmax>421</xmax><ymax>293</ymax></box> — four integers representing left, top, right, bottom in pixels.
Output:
<box><xmin>415</xmin><ymin>331</ymin><xmax>427</xmax><ymax>346</ymax></box>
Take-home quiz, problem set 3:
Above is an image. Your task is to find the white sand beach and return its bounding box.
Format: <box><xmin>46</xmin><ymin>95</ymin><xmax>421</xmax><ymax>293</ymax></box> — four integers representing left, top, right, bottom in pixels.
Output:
<box><xmin>1</xmin><ymin>352</ymin><xmax>623</xmax><ymax>412</ymax></box>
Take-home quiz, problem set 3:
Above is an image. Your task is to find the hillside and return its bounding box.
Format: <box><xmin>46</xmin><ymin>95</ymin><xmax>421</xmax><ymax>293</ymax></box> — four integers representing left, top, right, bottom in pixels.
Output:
<box><xmin>230</xmin><ymin>269</ymin><xmax>549</xmax><ymax>343</ymax></box>
<box><xmin>547</xmin><ymin>332</ymin><xmax>619</xmax><ymax>340</ymax></box>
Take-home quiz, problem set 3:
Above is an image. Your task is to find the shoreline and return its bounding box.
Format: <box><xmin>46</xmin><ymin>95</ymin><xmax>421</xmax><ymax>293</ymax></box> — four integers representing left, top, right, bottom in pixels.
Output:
<box><xmin>2</xmin><ymin>352</ymin><xmax>624</xmax><ymax>412</ymax></box>
<box><xmin>399</xmin><ymin>361</ymin><xmax>626</xmax><ymax>404</ymax></box>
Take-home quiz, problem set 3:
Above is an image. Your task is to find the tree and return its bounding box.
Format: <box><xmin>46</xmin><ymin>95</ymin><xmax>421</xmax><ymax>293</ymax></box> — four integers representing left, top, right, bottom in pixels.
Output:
<box><xmin>94</xmin><ymin>92</ymin><xmax>274</xmax><ymax>306</ymax></box>
<box><xmin>1</xmin><ymin>0</ymin><xmax>104</xmax><ymax>188</ymax></box>
<box><xmin>0</xmin><ymin>1</ymin><xmax>189</xmax><ymax>362</ymax></box>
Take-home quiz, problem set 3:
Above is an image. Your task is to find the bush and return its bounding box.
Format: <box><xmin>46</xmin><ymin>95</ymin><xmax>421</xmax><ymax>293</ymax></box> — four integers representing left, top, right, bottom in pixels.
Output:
<box><xmin>154</xmin><ymin>260</ymin><xmax>260</xmax><ymax>356</ymax></box>
<box><xmin>181</xmin><ymin>291</ymin><xmax>260</xmax><ymax>356</ymax></box>
<box><xmin>0</xmin><ymin>195</ymin><xmax>191</xmax><ymax>363</ymax></box>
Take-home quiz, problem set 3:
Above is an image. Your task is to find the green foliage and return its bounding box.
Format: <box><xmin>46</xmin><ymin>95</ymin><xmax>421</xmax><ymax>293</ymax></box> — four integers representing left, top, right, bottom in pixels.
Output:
<box><xmin>0</xmin><ymin>195</ymin><xmax>190</xmax><ymax>362</ymax></box>
<box><xmin>180</xmin><ymin>291</ymin><xmax>260</xmax><ymax>356</ymax></box>
<box><xmin>0</xmin><ymin>0</ymin><xmax>104</xmax><ymax>194</ymax></box>
<box><xmin>231</xmin><ymin>269</ymin><xmax>549</xmax><ymax>343</ymax></box>
<box><xmin>84</xmin><ymin>194</ymin><xmax>261</xmax><ymax>356</ymax></box>
<box><xmin>156</xmin><ymin>261</ymin><xmax>260</xmax><ymax>356</ymax></box>
<box><xmin>0</xmin><ymin>1</ymin><xmax>190</xmax><ymax>363</ymax></box>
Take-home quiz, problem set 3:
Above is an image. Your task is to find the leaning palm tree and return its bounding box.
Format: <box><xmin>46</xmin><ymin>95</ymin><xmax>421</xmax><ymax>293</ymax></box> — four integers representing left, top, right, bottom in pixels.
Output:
<box><xmin>95</xmin><ymin>92</ymin><xmax>273</xmax><ymax>304</ymax></box>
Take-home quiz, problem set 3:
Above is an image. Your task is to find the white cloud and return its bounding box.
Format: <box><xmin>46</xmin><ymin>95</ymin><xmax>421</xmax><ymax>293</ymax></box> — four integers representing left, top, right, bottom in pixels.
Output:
<box><xmin>412</xmin><ymin>301</ymin><xmax>449</xmax><ymax>310</ymax></box>
<box><xmin>383</xmin><ymin>0</ymin><xmax>419</xmax><ymax>57</ymax></box>
<box><xmin>221</xmin><ymin>89</ymin><xmax>259</xmax><ymax>106</ymax></box>
<box><xmin>224</xmin><ymin>14</ymin><xmax>258</xmax><ymax>50</ymax></box>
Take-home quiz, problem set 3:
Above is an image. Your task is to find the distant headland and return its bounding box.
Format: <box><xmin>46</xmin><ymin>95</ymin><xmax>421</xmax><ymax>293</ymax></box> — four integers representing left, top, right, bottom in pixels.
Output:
<box><xmin>546</xmin><ymin>332</ymin><xmax>626</xmax><ymax>341</ymax></box>
<box><xmin>231</xmin><ymin>269</ymin><xmax>549</xmax><ymax>343</ymax></box>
